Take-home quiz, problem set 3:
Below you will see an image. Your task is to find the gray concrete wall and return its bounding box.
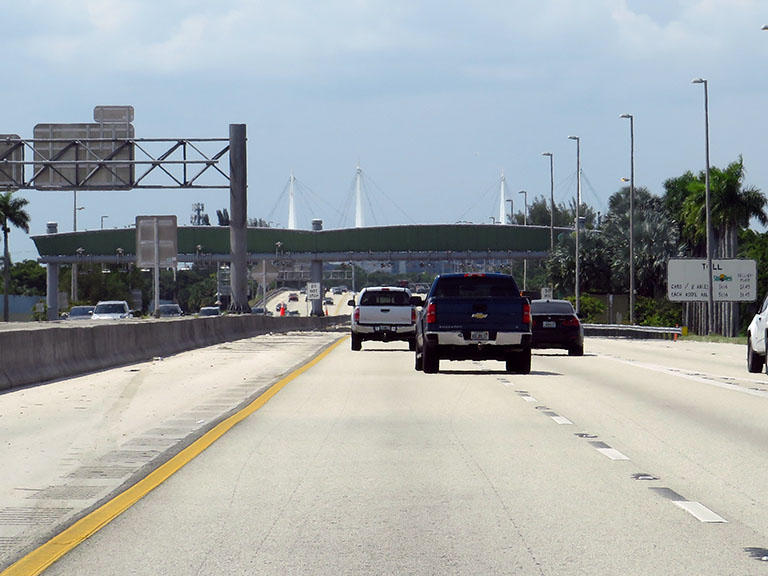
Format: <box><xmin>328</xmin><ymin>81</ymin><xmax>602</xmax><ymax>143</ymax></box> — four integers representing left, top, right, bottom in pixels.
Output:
<box><xmin>0</xmin><ymin>315</ymin><xmax>347</xmax><ymax>392</ymax></box>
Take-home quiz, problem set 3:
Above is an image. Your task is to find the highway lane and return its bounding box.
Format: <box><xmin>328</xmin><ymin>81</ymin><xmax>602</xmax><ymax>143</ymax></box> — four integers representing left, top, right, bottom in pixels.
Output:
<box><xmin>264</xmin><ymin>290</ymin><xmax>354</xmax><ymax>318</ymax></box>
<box><xmin>0</xmin><ymin>330</ymin><xmax>344</xmax><ymax>572</ymax></box>
<box><xmin>8</xmin><ymin>336</ymin><xmax>768</xmax><ymax>574</ymax></box>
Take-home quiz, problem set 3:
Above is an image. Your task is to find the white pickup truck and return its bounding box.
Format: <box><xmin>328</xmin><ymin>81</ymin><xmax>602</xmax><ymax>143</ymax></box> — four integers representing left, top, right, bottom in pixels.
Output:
<box><xmin>349</xmin><ymin>286</ymin><xmax>423</xmax><ymax>351</ymax></box>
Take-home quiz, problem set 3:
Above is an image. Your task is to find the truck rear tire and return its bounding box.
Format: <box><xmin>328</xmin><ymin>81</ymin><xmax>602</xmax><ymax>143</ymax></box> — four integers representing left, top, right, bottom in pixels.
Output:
<box><xmin>422</xmin><ymin>344</ymin><xmax>439</xmax><ymax>373</ymax></box>
<box><xmin>414</xmin><ymin>351</ymin><xmax>423</xmax><ymax>371</ymax></box>
<box><xmin>351</xmin><ymin>333</ymin><xmax>362</xmax><ymax>351</ymax></box>
<box><xmin>506</xmin><ymin>347</ymin><xmax>531</xmax><ymax>374</ymax></box>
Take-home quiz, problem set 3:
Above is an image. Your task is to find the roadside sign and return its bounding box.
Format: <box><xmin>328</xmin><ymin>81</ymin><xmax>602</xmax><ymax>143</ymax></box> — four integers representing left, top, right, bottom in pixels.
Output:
<box><xmin>307</xmin><ymin>282</ymin><xmax>321</xmax><ymax>300</ymax></box>
<box><xmin>667</xmin><ymin>258</ymin><xmax>757</xmax><ymax>302</ymax></box>
<box><xmin>0</xmin><ymin>135</ymin><xmax>23</xmax><ymax>189</ymax></box>
<box><xmin>135</xmin><ymin>216</ymin><xmax>178</xmax><ymax>268</ymax></box>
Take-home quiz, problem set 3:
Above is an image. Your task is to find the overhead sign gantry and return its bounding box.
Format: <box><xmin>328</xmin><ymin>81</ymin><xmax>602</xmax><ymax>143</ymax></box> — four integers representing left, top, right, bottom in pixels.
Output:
<box><xmin>0</xmin><ymin>106</ymin><xmax>249</xmax><ymax>318</ymax></box>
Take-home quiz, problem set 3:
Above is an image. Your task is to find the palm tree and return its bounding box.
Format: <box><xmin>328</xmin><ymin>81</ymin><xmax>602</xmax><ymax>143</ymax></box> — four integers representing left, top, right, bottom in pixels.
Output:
<box><xmin>0</xmin><ymin>192</ymin><xmax>30</xmax><ymax>321</ymax></box>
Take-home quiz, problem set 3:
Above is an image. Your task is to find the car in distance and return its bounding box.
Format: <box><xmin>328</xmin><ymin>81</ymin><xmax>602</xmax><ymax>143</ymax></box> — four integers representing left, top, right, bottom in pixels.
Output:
<box><xmin>288</xmin><ymin>292</ymin><xmax>299</xmax><ymax>302</ymax></box>
<box><xmin>199</xmin><ymin>306</ymin><xmax>221</xmax><ymax>317</ymax></box>
<box><xmin>349</xmin><ymin>286</ymin><xmax>422</xmax><ymax>351</ymax></box>
<box><xmin>747</xmin><ymin>294</ymin><xmax>768</xmax><ymax>372</ymax></box>
<box><xmin>64</xmin><ymin>305</ymin><xmax>95</xmax><ymax>320</ymax></box>
<box><xmin>92</xmin><ymin>300</ymin><xmax>133</xmax><ymax>320</ymax></box>
<box><xmin>156</xmin><ymin>303</ymin><xmax>183</xmax><ymax>317</ymax></box>
<box><xmin>530</xmin><ymin>299</ymin><xmax>584</xmax><ymax>356</ymax></box>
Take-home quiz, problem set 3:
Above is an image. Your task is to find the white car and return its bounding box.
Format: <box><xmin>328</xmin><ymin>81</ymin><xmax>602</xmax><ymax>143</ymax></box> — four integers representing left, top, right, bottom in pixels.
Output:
<box><xmin>92</xmin><ymin>300</ymin><xmax>133</xmax><ymax>320</ymax></box>
<box><xmin>747</xmin><ymin>294</ymin><xmax>768</xmax><ymax>372</ymax></box>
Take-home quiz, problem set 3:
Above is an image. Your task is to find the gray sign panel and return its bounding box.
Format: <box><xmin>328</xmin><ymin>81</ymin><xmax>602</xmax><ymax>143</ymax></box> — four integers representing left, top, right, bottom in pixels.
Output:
<box><xmin>33</xmin><ymin>123</ymin><xmax>135</xmax><ymax>190</ymax></box>
<box><xmin>93</xmin><ymin>105</ymin><xmax>134</xmax><ymax>123</ymax></box>
<box><xmin>136</xmin><ymin>215</ymin><xmax>178</xmax><ymax>268</ymax></box>
<box><xmin>0</xmin><ymin>135</ymin><xmax>24</xmax><ymax>189</ymax></box>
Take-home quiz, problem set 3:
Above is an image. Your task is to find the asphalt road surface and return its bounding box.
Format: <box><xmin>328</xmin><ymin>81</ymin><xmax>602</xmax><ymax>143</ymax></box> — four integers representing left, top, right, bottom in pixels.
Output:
<box><xmin>5</xmin><ymin>335</ymin><xmax>768</xmax><ymax>575</ymax></box>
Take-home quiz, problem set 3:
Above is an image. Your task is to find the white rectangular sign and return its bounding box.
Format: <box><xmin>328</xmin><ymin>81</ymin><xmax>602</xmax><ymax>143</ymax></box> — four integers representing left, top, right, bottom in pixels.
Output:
<box><xmin>667</xmin><ymin>258</ymin><xmax>757</xmax><ymax>302</ymax></box>
<box><xmin>307</xmin><ymin>282</ymin><xmax>321</xmax><ymax>300</ymax></box>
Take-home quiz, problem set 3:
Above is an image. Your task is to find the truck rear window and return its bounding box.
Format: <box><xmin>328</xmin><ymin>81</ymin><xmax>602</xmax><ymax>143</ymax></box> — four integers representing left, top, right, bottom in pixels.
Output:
<box><xmin>433</xmin><ymin>277</ymin><xmax>520</xmax><ymax>299</ymax></box>
<box><xmin>360</xmin><ymin>291</ymin><xmax>410</xmax><ymax>306</ymax></box>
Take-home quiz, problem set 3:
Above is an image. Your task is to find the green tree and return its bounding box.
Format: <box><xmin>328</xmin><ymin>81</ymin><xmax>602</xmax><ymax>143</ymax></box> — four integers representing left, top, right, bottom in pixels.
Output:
<box><xmin>10</xmin><ymin>259</ymin><xmax>46</xmax><ymax>296</ymax></box>
<box><xmin>602</xmin><ymin>186</ymin><xmax>679</xmax><ymax>298</ymax></box>
<box><xmin>513</xmin><ymin>196</ymin><xmax>597</xmax><ymax>230</ymax></box>
<box><xmin>546</xmin><ymin>229</ymin><xmax>611</xmax><ymax>297</ymax></box>
<box><xmin>0</xmin><ymin>192</ymin><xmax>30</xmax><ymax>321</ymax></box>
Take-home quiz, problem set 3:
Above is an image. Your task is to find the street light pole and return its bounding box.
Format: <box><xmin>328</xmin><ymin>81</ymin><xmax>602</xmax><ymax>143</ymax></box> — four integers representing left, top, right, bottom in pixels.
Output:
<box><xmin>568</xmin><ymin>136</ymin><xmax>581</xmax><ymax>314</ymax></box>
<box><xmin>505</xmin><ymin>199</ymin><xmax>513</xmax><ymax>224</ymax></box>
<box><xmin>620</xmin><ymin>113</ymin><xmax>635</xmax><ymax>325</ymax></box>
<box><xmin>692</xmin><ymin>78</ymin><xmax>714</xmax><ymax>335</ymax></box>
<box><xmin>542</xmin><ymin>152</ymin><xmax>554</xmax><ymax>251</ymax></box>
<box><xmin>519</xmin><ymin>190</ymin><xmax>528</xmax><ymax>292</ymax></box>
<box><xmin>100</xmin><ymin>215</ymin><xmax>108</xmax><ymax>229</ymax></box>
<box><xmin>518</xmin><ymin>190</ymin><xmax>528</xmax><ymax>225</ymax></box>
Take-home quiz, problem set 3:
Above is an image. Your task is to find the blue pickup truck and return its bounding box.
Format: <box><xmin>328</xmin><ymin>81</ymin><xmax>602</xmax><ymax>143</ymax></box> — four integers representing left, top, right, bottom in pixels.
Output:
<box><xmin>414</xmin><ymin>273</ymin><xmax>532</xmax><ymax>374</ymax></box>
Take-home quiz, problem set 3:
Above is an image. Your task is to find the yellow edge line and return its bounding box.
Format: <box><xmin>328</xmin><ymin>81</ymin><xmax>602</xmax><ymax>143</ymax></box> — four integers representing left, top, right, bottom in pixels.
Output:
<box><xmin>2</xmin><ymin>335</ymin><xmax>347</xmax><ymax>576</ymax></box>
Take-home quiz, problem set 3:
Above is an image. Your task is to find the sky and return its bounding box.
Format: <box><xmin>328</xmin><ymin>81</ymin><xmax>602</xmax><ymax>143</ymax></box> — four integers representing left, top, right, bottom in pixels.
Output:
<box><xmin>2</xmin><ymin>0</ymin><xmax>768</xmax><ymax>261</ymax></box>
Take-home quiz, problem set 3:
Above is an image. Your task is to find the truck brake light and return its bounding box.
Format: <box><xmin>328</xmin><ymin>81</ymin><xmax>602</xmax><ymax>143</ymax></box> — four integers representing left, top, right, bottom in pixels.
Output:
<box><xmin>522</xmin><ymin>302</ymin><xmax>530</xmax><ymax>325</ymax></box>
<box><xmin>411</xmin><ymin>307</ymin><xmax>417</xmax><ymax>323</ymax></box>
<box><xmin>353</xmin><ymin>307</ymin><xmax>360</xmax><ymax>323</ymax></box>
<box><xmin>426</xmin><ymin>302</ymin><xmax>436</xmax><ymax>324</ymax></box>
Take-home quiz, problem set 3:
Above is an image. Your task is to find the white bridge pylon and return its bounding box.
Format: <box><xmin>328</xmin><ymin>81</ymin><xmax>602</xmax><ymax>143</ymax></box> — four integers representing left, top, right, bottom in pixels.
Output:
<box><xmin>355</xmin><ymin>164</ymin><xmax>364</xmax><ymax>228</ymax></box>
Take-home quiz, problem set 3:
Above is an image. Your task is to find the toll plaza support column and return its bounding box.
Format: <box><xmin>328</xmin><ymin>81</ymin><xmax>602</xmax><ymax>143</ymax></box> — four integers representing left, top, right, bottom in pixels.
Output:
<box><xmin>310</xmin><ymin>218</ymin><xmax>323</xmax><ymax>316</ymax></box>
<box><xmin>229</xmin><ymin>123</ymin><xmax>248</xmax><ymax>312</ymax></box>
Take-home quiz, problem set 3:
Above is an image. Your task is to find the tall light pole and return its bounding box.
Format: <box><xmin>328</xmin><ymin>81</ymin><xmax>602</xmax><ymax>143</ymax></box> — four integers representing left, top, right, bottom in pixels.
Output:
<box><xmin>505</xmin><ymin>199</ymin><xmax>513</xmax><ymax>224</ymax></box>
<box><xmin>692</xmin><ymin>77</ymin><xmax>714</xmax><ymax>335</ymax></box>
<box><xmin>72</xmin><ymin>194</ymin><xmax>85</xmax><ymax>302</ymax></box>
<box><xmin>542</xmin><ymin>152</ymin><xmax>554</xmax><ymax>251</ymax></box>
<box><xmin>619</xmin><ymin>113</ymin><xmax>635</xmax><ymax>325</ymax></box>
<box><xmin>100</xmin><ymin>215</ymin><xmax>108</xmax><ymax>229</ymax></box>
<box><xmin>518</xmin><ymin>190</ymin><xmax>528</xmax><ymax>225</ymax></box>
<box><xmin>519</xmin><ymin>190</ymin><xmax>528</xmax><ymax>291</ymax></box>
<box><xmin>568</xmin><ymin>135</ymin><xmax>581</xmax><ymax>314</ymax></box>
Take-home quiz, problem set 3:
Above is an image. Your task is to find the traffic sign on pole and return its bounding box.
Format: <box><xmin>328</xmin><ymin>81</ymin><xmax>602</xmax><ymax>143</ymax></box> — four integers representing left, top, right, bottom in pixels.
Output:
<box><xmin>667</xmin><ymin>258</ymin><xmax>757</xmax><ymax>302</ymax></box>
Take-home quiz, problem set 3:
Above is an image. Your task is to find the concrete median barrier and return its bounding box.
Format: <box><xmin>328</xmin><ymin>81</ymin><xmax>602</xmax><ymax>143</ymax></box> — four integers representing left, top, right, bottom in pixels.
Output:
<box><xmin>0</xmin><ymin>315</ymin><xmax>348</xmax><ymax>392</ymax></box>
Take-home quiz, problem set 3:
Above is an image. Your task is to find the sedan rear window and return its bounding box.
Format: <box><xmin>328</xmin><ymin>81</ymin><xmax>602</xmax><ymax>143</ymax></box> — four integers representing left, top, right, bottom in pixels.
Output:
<box><xmin>531</xmin><ymin>300</ymin><xmax>575</xmax><ymax>315</ymax></box>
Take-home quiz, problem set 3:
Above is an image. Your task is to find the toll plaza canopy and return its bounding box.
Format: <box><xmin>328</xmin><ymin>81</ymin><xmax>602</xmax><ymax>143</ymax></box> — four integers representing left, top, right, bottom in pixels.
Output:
<box><xmin>32</xmin><ymin>223</ymin><xmax>565</xmax><ymax>264</ymax></box>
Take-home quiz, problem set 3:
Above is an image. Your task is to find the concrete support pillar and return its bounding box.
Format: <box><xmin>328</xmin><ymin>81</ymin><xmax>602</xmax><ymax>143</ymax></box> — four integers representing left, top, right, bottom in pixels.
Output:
<box><xmin>229</xmin><ymin>124</ymin><xmax>249</xmax><ymax>312</ymax></box>
<box><xmin>310</xmin><ymin>219</ymin><xmax>323</xmax><ymax>316</ymax></box>
<box><xmin>45</xmin><ymin>222</ymin><xmax>59</xmax><ymax>320</ymax></box>
<box><xmin>46</xmin><ymin>263</ymin><xmax>59</xmax><ymax>320</ymax></box>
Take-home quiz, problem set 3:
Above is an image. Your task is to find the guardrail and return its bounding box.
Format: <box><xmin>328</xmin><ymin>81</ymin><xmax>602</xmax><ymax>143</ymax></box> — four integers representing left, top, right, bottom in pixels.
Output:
<box><xmin>583</xmin><ymin>324</ymin><xmax>683</xmax><ymax>340</ymax></box>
